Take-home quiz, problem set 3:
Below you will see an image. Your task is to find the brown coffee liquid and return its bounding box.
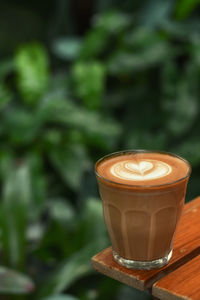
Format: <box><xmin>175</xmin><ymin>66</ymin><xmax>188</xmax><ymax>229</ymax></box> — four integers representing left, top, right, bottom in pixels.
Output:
<box><xmin>96</xmin><ymin>151</ymin><xmax>190</xmax><ymax>262</ymax></box>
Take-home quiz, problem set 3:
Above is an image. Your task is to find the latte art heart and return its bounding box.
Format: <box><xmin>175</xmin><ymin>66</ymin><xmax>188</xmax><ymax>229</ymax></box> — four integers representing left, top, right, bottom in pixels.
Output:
<box><xmin>110</xmin><ymin>159</ymin><xmax>172</xmax><ymax>181</ymax></box>
<box><xmin>126</xmin><ymin>161</ymin><xmax>153</xmax><ymax>175</ymax></box>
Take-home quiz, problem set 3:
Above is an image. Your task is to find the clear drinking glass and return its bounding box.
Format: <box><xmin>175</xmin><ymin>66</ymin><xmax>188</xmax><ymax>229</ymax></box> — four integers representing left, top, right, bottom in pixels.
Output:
<box><xmin>95</xmin><ymin>150</ymin><xmax>191</xmax><ymax>270</ymax></box>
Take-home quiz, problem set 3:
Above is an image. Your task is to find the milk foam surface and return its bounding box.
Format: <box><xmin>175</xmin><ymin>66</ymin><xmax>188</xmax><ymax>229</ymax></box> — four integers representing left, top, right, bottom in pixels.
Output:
<box><xmin>97</xmin><ymin>152</ymin><xmax>190</xmax><ymax>186</ymax></box>
<box><xmin>110</xmin><ymin>159</ymin><xmax>172</xmax><ymax>181</ymax></box>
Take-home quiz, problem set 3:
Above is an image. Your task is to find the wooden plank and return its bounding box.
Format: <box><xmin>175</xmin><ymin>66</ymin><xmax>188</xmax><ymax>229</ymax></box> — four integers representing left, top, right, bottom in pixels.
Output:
<box><xmin>152</xmin><ymin>255</ymin><xmax>200</xmax><ymax>300</ymax></box>
<box><xmin>91</xmin><ymin>197</ymin><xmax>200</xmax><ymax>291</ymax></box>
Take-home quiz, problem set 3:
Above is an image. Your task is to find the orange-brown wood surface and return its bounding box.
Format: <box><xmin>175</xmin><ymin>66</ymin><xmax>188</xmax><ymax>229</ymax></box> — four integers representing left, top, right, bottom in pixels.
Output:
<box><xmin>91</xmin><ymin>197</ymin><xmax>200</xmax><ymax>292</ymax></box>
<box><xmin>152</xmin><ymin>255</ymin><xmax>200</xmax><ymax>300</ymax></box>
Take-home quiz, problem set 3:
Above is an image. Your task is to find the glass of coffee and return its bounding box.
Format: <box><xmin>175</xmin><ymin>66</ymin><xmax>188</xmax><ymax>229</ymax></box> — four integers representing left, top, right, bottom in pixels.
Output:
<box><xmin>95</xmin><ymin>150</ymin><xmax>191</xmax><ymax>270</ymax></box>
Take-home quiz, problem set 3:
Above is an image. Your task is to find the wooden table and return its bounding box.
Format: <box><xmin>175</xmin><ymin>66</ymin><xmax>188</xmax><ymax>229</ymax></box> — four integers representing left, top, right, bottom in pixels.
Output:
<box><xmin>91</xmin><ymin>197</ymin><xmax>200</xmax><ymax>300</ymax></box>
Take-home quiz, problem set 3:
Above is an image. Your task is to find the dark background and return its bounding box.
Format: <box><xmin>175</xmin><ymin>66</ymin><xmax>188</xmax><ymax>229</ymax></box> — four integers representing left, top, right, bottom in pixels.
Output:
<box><xmin>0</xmin><ymin>0</ymin><xmax>200</xmax><ymax>299</ymax></box>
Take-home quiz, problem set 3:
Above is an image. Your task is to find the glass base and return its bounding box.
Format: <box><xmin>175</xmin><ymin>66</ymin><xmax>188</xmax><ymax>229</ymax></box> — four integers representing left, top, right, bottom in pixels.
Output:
<box><xmin>112</xmin><ymin>249</ymin><xmax>172</xmax><ymax>270</ymax></box>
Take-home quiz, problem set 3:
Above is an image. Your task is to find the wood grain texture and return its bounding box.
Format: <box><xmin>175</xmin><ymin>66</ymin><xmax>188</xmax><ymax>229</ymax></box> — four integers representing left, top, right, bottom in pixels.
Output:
<box><xmin>152</xmin><ymin>255</ymin><xmax>200</xmax><ymax>300</ymax></box>
<box><xmin>91</xmin><ymin>197</ymin><xmax>200</xmax><ymax>291</ymax></box>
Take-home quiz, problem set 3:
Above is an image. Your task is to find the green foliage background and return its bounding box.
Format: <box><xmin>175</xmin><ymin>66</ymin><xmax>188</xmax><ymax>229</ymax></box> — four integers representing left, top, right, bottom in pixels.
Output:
<box><xmin>0</xmin><ymin>0</ymin><xmax>200</xmax><ymax>299</ymax></box>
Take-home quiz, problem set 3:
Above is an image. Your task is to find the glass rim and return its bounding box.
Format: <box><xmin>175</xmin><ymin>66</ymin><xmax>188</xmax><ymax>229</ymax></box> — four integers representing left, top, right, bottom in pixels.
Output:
<box><xmin>95</xmin><ymin>149</ymin><xmax>191</xmax><ymax>188</ymax></box>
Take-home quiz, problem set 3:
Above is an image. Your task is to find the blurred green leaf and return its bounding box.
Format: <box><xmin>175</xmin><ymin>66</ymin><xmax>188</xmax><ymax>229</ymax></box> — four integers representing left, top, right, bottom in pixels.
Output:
<box><xmin>0</xmin><ymin>59</ymin><xmax>14</xmax><ymax>79</ymax></box>
<box><xmin>39</xmin><ymin>243</ymin><xmax>95</xmax><ymax>298</ymax></box>
<box><xmin>107</xmin><ymin>29</ymin><xmax>170</xmax><ymax>74</ymax></box>
<box><xmin>48</xmin><ymin>198</ymin><xmax>75</xmax><ymax>226</ymax></box>
<box><xmin>27</xmin><ymin>151</ymin><xmax>47</xmax><ymax>219</ymax></box>
<box><xmin>3</xmin><ymin>108</ymin><xmax>40</xmax><ymax>145</ymax></box>
<box><xmin>164</xmin><ymin>93</ymin><xmax>198</xmax><ymax>136</ymax></box>
<box><xmin>94</xmin><ymin>10</ymin><xmax>131</xmax><ymax>33</ymax></box>
<box><xmin>0</xmin><ymin>266</ymin><xmax>34</xmax><ymax>294</ymax></box>
<box><xmin>93</xmin><ymin>276</ymin><xmax>120</xmax><ymax>300</ymax></box>
<box><xmin>49</xmin><ymin>143</ymin><xmax>89</xmax><ymax>190</ymax></box>
<box><xmin>117</xmin><ymin>285</ymin><xmax>151</xmax><ymax>300</ymax></box>
<box><xmin>52</xmin><ymin>37</ymin><xmax>82</xmax><ymax>60</ymax></box>
<box><xmin>80</xmin><ymin>28</ymin><xmax>109</xmax><ymax>59</ymax></box>
<box><xmin>0</xmin><ymin>82</ymin><xmax>12</xmax><ymax>111</ymax></box>
<box><xmin>34</xmin><ymin>219</ymin><xmax>72</xmax><ymax>265</ymax></box>
<box><xmin>125</xmin><ymin>131</ymin><xmax>167</xmax><ymax>150</ymax></box>
<box><xmin>190</xmin><ymin>37</ymin><xmax>200</xmax><ymax>66</ymax></box>
<box><xmin>77</xmin><ymin>197</ymin><xmax>109</xmax><ymax>248</ymax></box>
<box><xmin>123</xmin><ymin>27</ymin><xmax>167</xmax><ymax>50</ymax></box>
<box><xmin>108</xmin><ymin>48</ymin><xmax>167</xmax><ymax>74</ymax></box>
<box><xmin>0</xmin><ymin>161</ymin><xmax>31</xmax><ymax>270</ymax></box>
<box><xmin>95</xmin><ymin>0</ymin><xmax>115</xmax><ymax>12</ymax></box>
<box><xmin>0</xmin><ymin>150</ymin><xmax>14</xmax><ymax>180</ymax></box>
<box><xmin>140</xmin><ymin>0</ymin><xmax>174</xmax><ymax>26</ymax></box>
<box><xmin>162</xmin><ymin>62</ymin><xmax>198</xmax><ymax>136</ymax></box>
<box><xmin>15</xmin><ymin>43</ymin><xmax>49</xmax><ymax>104</ymax></box>
<box><xmin>49</xmin><ymin>73</ymin><xmax>70</xmax><ymax>95</ymax></box>
<box><xmin>175</xmin><ymin>0</ymin><xmax>200</xmax><ymax>20</ymax></box>
<box><xmin>72</xmin><ymin>61</ymin><xmax>106</xmax><ymax>110</ymax></box>
<box><xmin>161</xmin><ymin>19</ymin><xmax>200</xmax><ymax>42</ymax></box>
<box><xmin>39</xmin><ymin>197</ymin><xmax>108</xmax><ymax>298</ymax></box>
<box><xmin>173</xmin><ymin>138</ymin><xmax>200</xmax><ymax>166</ymax></box>
<box><xmin>43</xmin><ymin>295</ymin><xmax>78</xmax><ymax>300</ymax></box>
<box><xmin>80</xmin><ymin>11</ymin><xmax>130</xmax><ymax>59</ymax></box>
<box><xmin>27</xmin><ymin>222</ymin><xmax>45</xmax><ymax>245</ymax></box>
<box><xmin>39</xmin><ymin>97</ymin><xmax>121</xmax><ymax>142</ymax></box>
